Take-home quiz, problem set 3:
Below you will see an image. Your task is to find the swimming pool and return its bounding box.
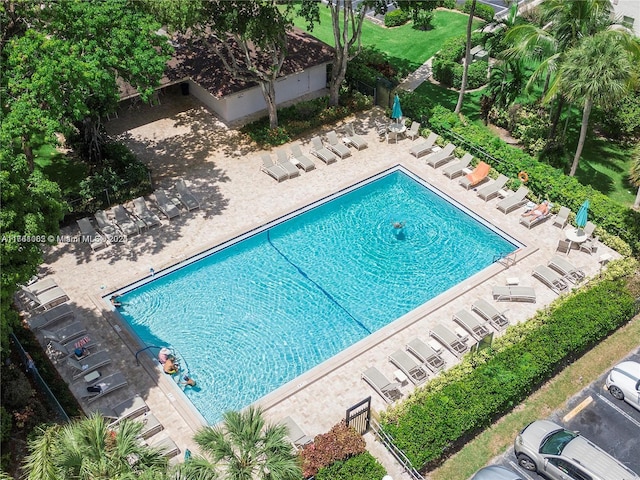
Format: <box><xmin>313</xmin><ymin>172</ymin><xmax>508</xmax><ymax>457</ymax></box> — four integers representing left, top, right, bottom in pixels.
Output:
<box><xmin>113</xmin><ymin>168</ymin><xmax>519</xmax><ymax>423</ymax></box>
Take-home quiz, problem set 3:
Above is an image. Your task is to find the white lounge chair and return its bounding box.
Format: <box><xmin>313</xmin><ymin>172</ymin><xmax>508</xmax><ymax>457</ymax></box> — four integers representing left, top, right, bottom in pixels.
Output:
<box><xmin>425</xmin><ymin>143</ymin><xmax>456</xmax><ymax>169</ymax></box>
<box><xmin>552</xmin><ymin>206</ymin><xmax>570</xmax><ymax>228</ymax></box>
<box><xmin>389</xmin><ymin>349</ymin><xmax>428</xmax><ymax>385</ymax></box>
<box><xmin>491</xmin><ymin>285</ymin><xmax>537</xmax><ymax>303</ymax></box>
<box><xmin>442</xmin><ymin>153</ymin><xmax>472</xmax><ymax>179</ymax></box>
<box><xmin>344</xmin><ymin>124</ymin><xmax>368</xmax><ymax>150</ymax></box>
<box><xmin>112</xmin><ymin>205</ymin><xmax>140</xmax><ymax>237</ymax></box>
<box><xmin>471</xmin><ymin>299</ymin><xmax>509</xmax><ymax>330</ymax></box>
<box><xmin>175</xmin><ymin>178</ymin><xmax>200</xmax><ymax>210</ymax></box>
<box><xmin>519</xmin><ymin>210</ymin><xmax>551</xmax><ymax>229</ymax></box>
<box><xmin>133</xmin><ymin>197</ymin><xmax>162</xmax><ymax>228</ymax></box>
<box><xmin>409</xmin><ymin>132</ymin><xmax>438</xmax><ymax>158</ymax></box>
<box><xmin>151</xmin><ymin>190</ymin><xmax>180</xmax><ymax>220</ymax></box>
<box><xmin>67</xmin><ymin>350</ymin><xmax>112</xmax><ymax>380</ymax></box>
<box><xmin>282</xmin><ymin>416</ymin><xmax>313</xmax><ymax>449</ymax></box>
<box><xmin>547</xmin><ymin>255</ymin><xmax>585</xmax><ymax>283</ymax></box>
<box><xmin>27</xmin><ymin>303</ymin><xmax>74</xmax><ymax>331</ymax></box>
<box><xmin>147</xmin><ymin>436</ymin><xmax>180</xmax><ymax>458</ymax></box>
<box><xmin>310</xmin><ymin>136</ymin><xmax>337</xmax><ymax>164</ymax></box>
<box><xmin>82</xmin><ymin>371</ymin><xmax>128</xmax><ymax>404</ymax></box>
<box><xmin>290</xmin><ymin>144</ymin><xmax>316</xmax><ymax>172</ymax></box>
<box><xmin>77</xmin><ymin>218</ymin><xmax>107</xmax><ymax>251</ymax></box>
<box><xmin>260</xmin><ymin>154</ymin><xmax>288</xmax><ymax>182</ymax></box>
<box><xmin>362</xmin><ymin>366</ymin><xmax>402</xmax><ymax>404</ymax></box>
<box><xmin>47</xmin><ymin>338</ymin><xmax>97</xmax><ymax>358</ymax></box>
<box><xmin>94</xmin><ymin>210</ymin><xmax>121</xmax><ymax>240</ymax></box>
<box><xmin>406</xmin><ymin>121</ymin><xmax>421</xmax><ymax>141</ymax></box>
<box><xmin>41</xmin><ymin>321</ymin><xmax>88</xmax><ymax>344</ymax></box>
<box><xmin>22</xmin><ymin>286</ymin><xmax>69</xmax><ymax>311</ymax></box>
<box><xmin>532</xmin><ymin>265</ymin><xmax>569</xmax><ymax>294</ymax></box>
<box><xmin>23</xmin><ymin>277</ymin><xmax>58</xmax><ymax>297</ymax></box>
<box><xmin>98</xmin><ymin>394</ymin><xmax>149</xmax><ymax>423</ymax></box>
<box><xmin>477</xmin><ymin>174</ymin><xmax>508</xmax><ymax>201</ymax></box>
<box><xmin>496</xmin><ymin>186</ymin><xmax>529</xmax><ymax>214</ymax></box>
<box><xmin>326</xmin><ymin>130</ymin><xmax>352</xmax><ymax>158</ymax></box>
<box><xmin>135</xmin><ymin>413</ymin><xmax>164</xmax><ymax>440</ymax></box>
<box><xmin>406</xmin><ymin>338</ymin><xmax>446</xmax><ymax>373</ymax></box>
<box><xmin>429</xmin><ymin>324</ymin><xmax>469</xmax><ymax>357</ymax></box>
<box><xmin>453</xmin><ymin>309</ymin><xmax>490</xmax><ymax>341</ymax></box>
<box><xmin>275</xmin><ymin>150</ymin><xmax>300</xmax><ymax>178</ymax></box>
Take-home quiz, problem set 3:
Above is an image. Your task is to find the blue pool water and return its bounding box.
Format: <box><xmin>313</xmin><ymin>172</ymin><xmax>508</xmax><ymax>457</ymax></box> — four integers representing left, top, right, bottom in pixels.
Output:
<box><xmin>114</xmin><ymin>169</ymin><xmax>517</xmax><ymax>423</ymax></box>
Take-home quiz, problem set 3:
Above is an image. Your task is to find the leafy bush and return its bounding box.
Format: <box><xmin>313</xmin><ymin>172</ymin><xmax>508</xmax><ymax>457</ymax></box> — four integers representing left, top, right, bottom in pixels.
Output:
<box><xmin>316</xmin><ymin>451</ymin><xmax>386</xmax><ymax>480</ymax></box>
<box><xmin>0</xmin><ymin>407</ymin><xmax>10</xmax><ymax>443</ymax></box>
<box><xmin>397</xmin><ymin>91</ymin><xmax>434</xmax><ymax>125</ymax></box>
<box><xmin>76</xmin><ymin>142</ymin><xmax>151</xmax><ymax>213</ymax></box>
<box><xmin>463</xmin><ymin>0</ymin><xmax>495</xmax><ymax>21</ymax></box>
<box><xmin>597</xmin><ymin>88</ymin><xmax>640</xmax><ymax>141</ymax></box>
<box><xmin>385</xmin><ymin>9</ymin><xmax>410</xmax><ymax>27</ymax></box>
<box><xmin>433</xmin><ymin>33</ymin><xmax>489</xmax><ymax>89</ymax></box>
<box><xmin>413</xmin><ymin>10</ymin><xmax>434</xmax><ymax>30</ymax></box>
<box><xmin>347</xmin><ymin>46</ymin><xmax>400</xmax><ymax>86</ymax></box>
<box><xmin>432</xmin><ymin>59</ymin><xmax>457</xmax><ymax>88</ymax></box>
<box><xmin>382</xmin><ymin>278</ymin><xmax>637</xmax><ymax>470</ymax></box>
<box><xmin>429</xmin><ymin>106</ymin><xmax>640</xmax><ymax>253</ymax></box>
<box><xmin>300</xmin><ymin>421</ymin><xmax>366</xmax><ymax>478</ymax></box>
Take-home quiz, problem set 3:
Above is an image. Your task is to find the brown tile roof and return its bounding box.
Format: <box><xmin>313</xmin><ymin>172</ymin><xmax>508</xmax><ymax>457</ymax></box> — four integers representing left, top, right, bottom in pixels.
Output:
<box><xmin>120</xmin><ymin>28</ymin><xmax>333</xmax><ymax>100</ymax></box>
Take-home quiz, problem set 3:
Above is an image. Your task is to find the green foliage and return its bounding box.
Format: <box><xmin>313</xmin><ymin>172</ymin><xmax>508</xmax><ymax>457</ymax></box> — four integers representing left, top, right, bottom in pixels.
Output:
<box><xmin>77</xmin><ymin>142</ymin><xmax>151</xmax><ymax>213</ymax></box>
<box><xmin>1</xmin><ymin>365</ymin><xmax>34</xmax><ymax>409</ymax></box>
<box><xmin>597</xmin><ymin>88</ymin><xmax>640</xmax><ymax>141</ymax></box>
<box><xmin>428</xmin><ymin>106</ymin><xmax>640</xmax><ymax>253</ymax></box>
<box><xmin>413</xmin><ymin>10</ymin><xmax>434</xmax><ymax>30</ymax></box>
<box><xmin>242</xmin><ymin>92</ymin><xmax>372</xmax><ymax>147</ymax></box>
<box><xmin>316</xmin><ymin>451</ymin><xmax>386</xmax><ymax>480</ymax></box>
<box><xmin>385</xmin><ymin>9</ymin><xmax>410</xmax><ymax>27</ymax></box>
<box><xmin>382</xmin><ymin>278</ymin><xmax>636</xmax><ymax>469</ymax></box>
<box><xmin>347</xmin><ymin>46</ymin><xmax>400</xmax><ymax>86</ymax></box>
<box><xmin>432</xmin><ymin>33</ymin><xmax>489</xmax><ymax>89</ymax></box>
<box><xmin>0</xmin><ymin>407</ymin><xmax>10</xmax><ymax>443</ymax></box>
<box><xmin>489</xmin><ymin>104</ymin><xmax>551</xmax><ymax>156</ymax></box>
<box><xmin>462</xmin><ymin>0</ymin><xmax>494</xmax><ymax>21</ymax></box>
<box><xmin>300</xmin><ymin>421</ymin><xmax>366</xmax><ymax>478</ymax></box>
<box><xmin>397</xmin><ymin>91</ymin><xmax>434</xmax><ymax>124</ymax></box>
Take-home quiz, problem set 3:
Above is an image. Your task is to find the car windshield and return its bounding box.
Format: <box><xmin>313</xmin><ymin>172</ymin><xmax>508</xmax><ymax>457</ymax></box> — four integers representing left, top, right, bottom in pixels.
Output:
<box><xmin>539</xmin><ymin>429</ymin><xmax>577</xmax><ymax>455</ymax></box>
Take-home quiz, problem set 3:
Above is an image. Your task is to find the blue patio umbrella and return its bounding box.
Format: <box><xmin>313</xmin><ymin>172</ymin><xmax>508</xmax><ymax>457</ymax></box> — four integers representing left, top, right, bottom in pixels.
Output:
<box><xmin>576</xmin><ymin>199</ymin><xmax>590</xmax><ymax>230</ymax></box>
<box><xmin>391</xmin><ymin>94</ymin><xmax>403</xmax><ymax>123</ymax></box>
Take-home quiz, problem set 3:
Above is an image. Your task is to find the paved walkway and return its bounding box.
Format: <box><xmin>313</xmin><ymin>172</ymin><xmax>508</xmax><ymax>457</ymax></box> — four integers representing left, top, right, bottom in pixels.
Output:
<box><xmin>24</xmin><ymin>92</ymin><xmax>617</xmax><ymax>479</ymax></box>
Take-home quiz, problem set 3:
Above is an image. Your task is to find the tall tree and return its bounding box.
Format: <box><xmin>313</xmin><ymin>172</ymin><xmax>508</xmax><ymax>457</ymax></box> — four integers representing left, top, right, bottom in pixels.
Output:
<box><xmin>22</xmin><ymin>414</ymin><xmax>169</xmax><ymax>480</ymax></box>
<box><xmin>322</xmin><ymin>0</ymin><xmax>389</xmax><ymax>107</ymax></box>
<box><xmin>550</xmin><ymin>31</ymin><xmax>639</xmax><ymax>176</ymax></box>
<box><xmin>630</xmin><ymin>144</ymin><xmax>640</xmax><ymax>209</ymax></box>
<box><xmin>178</xmin><ymin>406</ymin><xmax>301</xmax><ymax>480</ymax></box>
<box><xmin>454</xmin><ymin>0</ymin><xmax>476</xmax><ymax>114</ymax></box>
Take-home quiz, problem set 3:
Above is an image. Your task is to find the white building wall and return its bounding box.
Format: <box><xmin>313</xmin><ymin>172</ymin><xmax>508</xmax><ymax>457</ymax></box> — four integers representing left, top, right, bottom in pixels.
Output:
<box><xmin>612</xmin><ymin>0</ymin><xmax>640</xmax><ymax>36</ymax></box>
<box><xmin>186</xmin><ymin>63</ymin><xmax>329</xmax><ymax>124</ymax></box>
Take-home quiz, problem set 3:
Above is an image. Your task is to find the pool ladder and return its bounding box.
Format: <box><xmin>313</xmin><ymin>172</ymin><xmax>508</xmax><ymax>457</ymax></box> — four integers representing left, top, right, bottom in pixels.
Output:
<box><xmin>494</xmin><ymin>251</ymin><xmax>517</xmax><ymax>268</ymax></box>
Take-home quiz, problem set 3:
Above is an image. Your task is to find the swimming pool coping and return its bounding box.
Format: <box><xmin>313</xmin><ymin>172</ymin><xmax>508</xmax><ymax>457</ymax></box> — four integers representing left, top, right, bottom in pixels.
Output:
<box><xmin>95</xmin><ymin>163</ymin><xmax>537</xmax><ymax>426</ymax></box>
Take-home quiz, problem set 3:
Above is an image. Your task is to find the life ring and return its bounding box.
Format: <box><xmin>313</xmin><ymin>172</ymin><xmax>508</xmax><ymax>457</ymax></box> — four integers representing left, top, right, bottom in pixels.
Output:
<box><xmin>518</xmin><ymin>171</ymin><xmax>529</xmax><ymax>183</ymax></box>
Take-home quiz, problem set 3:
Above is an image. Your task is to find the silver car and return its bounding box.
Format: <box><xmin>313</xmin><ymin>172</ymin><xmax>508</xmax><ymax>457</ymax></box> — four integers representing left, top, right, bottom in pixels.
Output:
<box><xmin>605</xmin><ymin>361</ymin><xmax>640</xmax><ymax>411</ymax></box>
<box><xmin>514</xmin><ymin>419</ymin><xmax>639</xmax><ymax>480</ymax></box>
<box><xmin>471</xmin><ymin>465</ymin><xmax>524</xmax><ymax>480</ymax></box>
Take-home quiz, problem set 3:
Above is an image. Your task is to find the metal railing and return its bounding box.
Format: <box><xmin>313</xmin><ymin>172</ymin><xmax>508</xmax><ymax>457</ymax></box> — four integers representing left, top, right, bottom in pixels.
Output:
<box><xmin>10</xmin><ymin>333</ymin><xmax>69</xmax><ymax>423</ymax></box>
<box><xmin>371</xmin><ymin>418</ymin><xmax>425</xmax><ymax>480</ymax></box>
<box><xmin>493</xmin><ymin>251</ymin><xmax>517</xmax><ymax>267</ymax></box>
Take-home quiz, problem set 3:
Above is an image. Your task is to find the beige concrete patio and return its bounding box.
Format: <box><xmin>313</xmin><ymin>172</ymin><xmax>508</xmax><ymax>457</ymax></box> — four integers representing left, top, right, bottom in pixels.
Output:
<box><xmin>29</xmin><ymin>91</ymin><xmax>618</xmax><ymax>477</ymax></box>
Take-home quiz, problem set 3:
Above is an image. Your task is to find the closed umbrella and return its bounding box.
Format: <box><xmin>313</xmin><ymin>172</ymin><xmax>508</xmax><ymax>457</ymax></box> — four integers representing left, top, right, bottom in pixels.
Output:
<box><xmin>391</xmin><ymin>94</ymin><xmax>402</xmax><ymax>123</ymax></box>
<box><xmin>576</xmin><ymin>200</ymin><xmax>590</xmax><ymax>231</ymax></box>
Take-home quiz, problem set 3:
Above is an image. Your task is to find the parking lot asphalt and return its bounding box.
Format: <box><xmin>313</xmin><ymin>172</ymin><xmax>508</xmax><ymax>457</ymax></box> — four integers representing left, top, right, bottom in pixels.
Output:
<box><xmin>491</xmin><ymin>348</ymin><xmax>640</xmax><ymax>479</ymax></box>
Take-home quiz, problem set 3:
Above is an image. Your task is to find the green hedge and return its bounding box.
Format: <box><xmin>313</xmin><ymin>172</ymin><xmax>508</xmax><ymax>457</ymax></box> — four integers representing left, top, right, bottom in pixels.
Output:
<box><xmin>381</xmin><ymin>275</ymin><xmax>637</xmax><ymax>470</ymax></box>
<box><xmin>432</xmin><ymin>33</ymin><xmax>489</xmax><ymax>89</ymax></box>
<box><xmin>462</xmin><ymin>0</ymin><xmax>495</xmax><ymax>21</ymax></box>
<box><xmin>428</xmin><ymin>106</ymin><xmax>640</xmax><ymax>254</ymax></box>
<box><xmin>315</xmin><ymin>451</ymin><xmax>386</xmax><ymax>480</ymax></box>
<box><xmin>385</xmin><ymin>9</ymin><xmax>410</xmax><ymax>27</ymax></box>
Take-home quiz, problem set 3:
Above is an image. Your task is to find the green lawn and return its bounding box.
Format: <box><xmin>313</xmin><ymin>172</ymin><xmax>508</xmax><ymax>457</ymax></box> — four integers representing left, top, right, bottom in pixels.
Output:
<box><xmin>414</xmin><ymin>81</ymin><xmax>485</xmax><ymax>121</ymax></box>
<box><xmin>293</xmin><ymin>9</ymin><xmax>481</xmax><ymax>73</ymax></box>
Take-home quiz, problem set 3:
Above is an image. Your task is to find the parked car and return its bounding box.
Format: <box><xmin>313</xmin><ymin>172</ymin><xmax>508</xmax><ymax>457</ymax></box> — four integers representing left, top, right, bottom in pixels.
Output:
<box><xmin>471</xmin><ymin>465</ymin><xmax>524</xmax><ymax>480</ymax></box>
<box><xmin>514</xmin><ymin>419</ymin><xmax>639</xmax><ymax>480</ymax></box>
<box><xmin>605</xmin><ymin>360</ymin><xmax>640</xmax><ymax>411</ymax></box>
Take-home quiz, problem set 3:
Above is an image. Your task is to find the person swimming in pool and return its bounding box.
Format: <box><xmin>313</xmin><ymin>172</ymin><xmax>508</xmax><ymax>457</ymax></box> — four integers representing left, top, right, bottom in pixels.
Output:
<box><xmin>163</xmin><ymin>357</ymin><xmax>178</xmax><ymax>375</ymax></box>
<box><xmin>392</xmin><ymin>221</ymin><xmax>405</xmax><ymax>229</ymax></box>
<box><xmin>110</xmin><ymin>295</ymin><xmax>122</xmax><ymax>307</ymax></box>
<box><xmin>179</xmin><ymin>375</ymin><xmax>196</xmax><ymax>387</ymax></box>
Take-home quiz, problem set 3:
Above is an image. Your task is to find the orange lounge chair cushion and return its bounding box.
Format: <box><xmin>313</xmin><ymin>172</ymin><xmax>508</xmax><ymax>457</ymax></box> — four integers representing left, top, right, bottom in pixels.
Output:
<box><xmin>465</xmin><ymin>161</ymin><xmax>490</xmax><ymax>186</ymax></box>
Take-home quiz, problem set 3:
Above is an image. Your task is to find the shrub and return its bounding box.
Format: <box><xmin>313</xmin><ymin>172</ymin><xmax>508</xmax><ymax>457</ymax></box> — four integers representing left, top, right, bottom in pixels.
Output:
<box><xmin>432</xmin><ymin>58</ymin><xmax>457</xmax><ymax>88</ymax></box>
<box><xmin>300</xmin><ymin>421</ymin><xmax>366</xmax><ymax>478</ymax></box>
<box><xmin>428</xmin><ymin>105</ymin><xmax>640</xmax><ymax>253</ymax></box>
<box><xmin>433</xmin><ymin>33</ymin><xmax>489</xmax><ymax>89</ymax></box>
<box><xmin>381</xmin><ymin>278</ymin><xmax>637</xmax><ymax>470</ymax></box>
<box><xmin>413</xmin><ymin>10</ymin><xmax>434</xmax><ymax>30</ymax></box>
<box><xmin>316</xmin><ymin>451</ymin><xmax>386</xmax><ymax>480</ymax></box>
<box><xmin>397</xmin><ymin>91</ymin><xmax>434</xmax><ymax>124</ymax></box>
<box><xmin>385</xmin><ymin>9</ymin><xmax>410</xmax><ymax>27</ymax></box>
<box><xmin>463</xmin><ymin>0</ymin><xmax>494</xmax><ymax>21</ymax></box>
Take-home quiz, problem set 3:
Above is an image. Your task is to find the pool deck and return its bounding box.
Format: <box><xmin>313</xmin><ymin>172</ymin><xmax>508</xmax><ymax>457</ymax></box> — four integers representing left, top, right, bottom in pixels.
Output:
<box><xmin>25</xmin><ymin>92</ymin><xmax>619</xmax><ymax>477</ymax></box>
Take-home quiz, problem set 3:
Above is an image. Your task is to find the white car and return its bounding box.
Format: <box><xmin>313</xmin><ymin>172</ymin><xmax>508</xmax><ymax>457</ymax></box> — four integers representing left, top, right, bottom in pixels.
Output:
<box><xmin>605</xmin><ymin>360</ymin><xmax>640</xmax><ymax>411</ymax></box>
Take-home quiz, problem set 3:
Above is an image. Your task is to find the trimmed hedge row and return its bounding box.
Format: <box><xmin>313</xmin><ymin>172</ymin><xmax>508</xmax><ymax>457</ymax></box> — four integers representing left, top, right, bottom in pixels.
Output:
<box><xmin>428</xmin><ymin>106</ymin><xmax>640</xmax><ymax>254</ymax></box>
<box><xmin>315</xmin><ymin>451</ymin><xmax>386</xmax><ymax>480</ymax></box>
<box><xmin>381</xmin><ymin>274</ymin><xmax>637</xmax><ymax>470</ymax></box>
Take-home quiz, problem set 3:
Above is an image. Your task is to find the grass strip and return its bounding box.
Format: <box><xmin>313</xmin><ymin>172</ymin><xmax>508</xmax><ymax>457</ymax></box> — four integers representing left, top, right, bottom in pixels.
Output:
<box><xmin>430</xmin><ymin>313</ymin><xmax>640</xmax><ymax>480</ymax></box>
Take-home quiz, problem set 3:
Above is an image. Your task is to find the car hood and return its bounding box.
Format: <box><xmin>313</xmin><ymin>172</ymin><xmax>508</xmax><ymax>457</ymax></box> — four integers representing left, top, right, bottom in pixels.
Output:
<box><xmin>519</xmin><ymin>419</ymin><xmax>563</xmax><ymax>448</ymax></box>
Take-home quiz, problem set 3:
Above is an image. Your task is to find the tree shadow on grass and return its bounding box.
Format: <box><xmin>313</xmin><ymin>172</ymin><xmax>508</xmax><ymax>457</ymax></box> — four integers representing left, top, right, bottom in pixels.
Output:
<box><xmin>413</xmin><ymin>81</ymin><xmax>483</xmax><ymax>121</ymax></box>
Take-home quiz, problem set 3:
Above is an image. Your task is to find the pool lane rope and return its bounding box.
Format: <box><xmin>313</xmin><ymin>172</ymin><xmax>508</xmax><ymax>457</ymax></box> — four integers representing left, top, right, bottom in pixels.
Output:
<box><xmin>266</xmin><ymin>231</ymin><xmax>372</xmax><ymax>335</ymax></box>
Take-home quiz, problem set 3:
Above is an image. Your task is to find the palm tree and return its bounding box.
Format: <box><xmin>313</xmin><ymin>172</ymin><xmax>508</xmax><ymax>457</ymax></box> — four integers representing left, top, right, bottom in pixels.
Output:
<box><xmin>23</xmin><ymin>414</ymin><xmax>169</xmax><ymax>480</ymax></box>
<box><xmin>454</xmin><ymin>0</ymin><xmax>476</xmax><ymax>115</ymax></box>
<box><xmin>550</xmin><ymin>31</ymin><xmax>639</xmax><ymax>176</ymax></box>
<box><xmin>178</xmin><ymin>406</ymin><xmax>301</xmax><ymax>480</ymax></box>
<box><xmin>630</xmin><ymin>144</ymin><xmax>640</xmax><ymax>209</ymax></box>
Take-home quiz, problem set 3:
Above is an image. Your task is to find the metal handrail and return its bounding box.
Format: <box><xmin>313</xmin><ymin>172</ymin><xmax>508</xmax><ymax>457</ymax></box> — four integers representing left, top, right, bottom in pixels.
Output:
<box><xmin>371</xmin><ymin>418</ymin><xmax>424</xmax><ymax>480</ymax></box>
